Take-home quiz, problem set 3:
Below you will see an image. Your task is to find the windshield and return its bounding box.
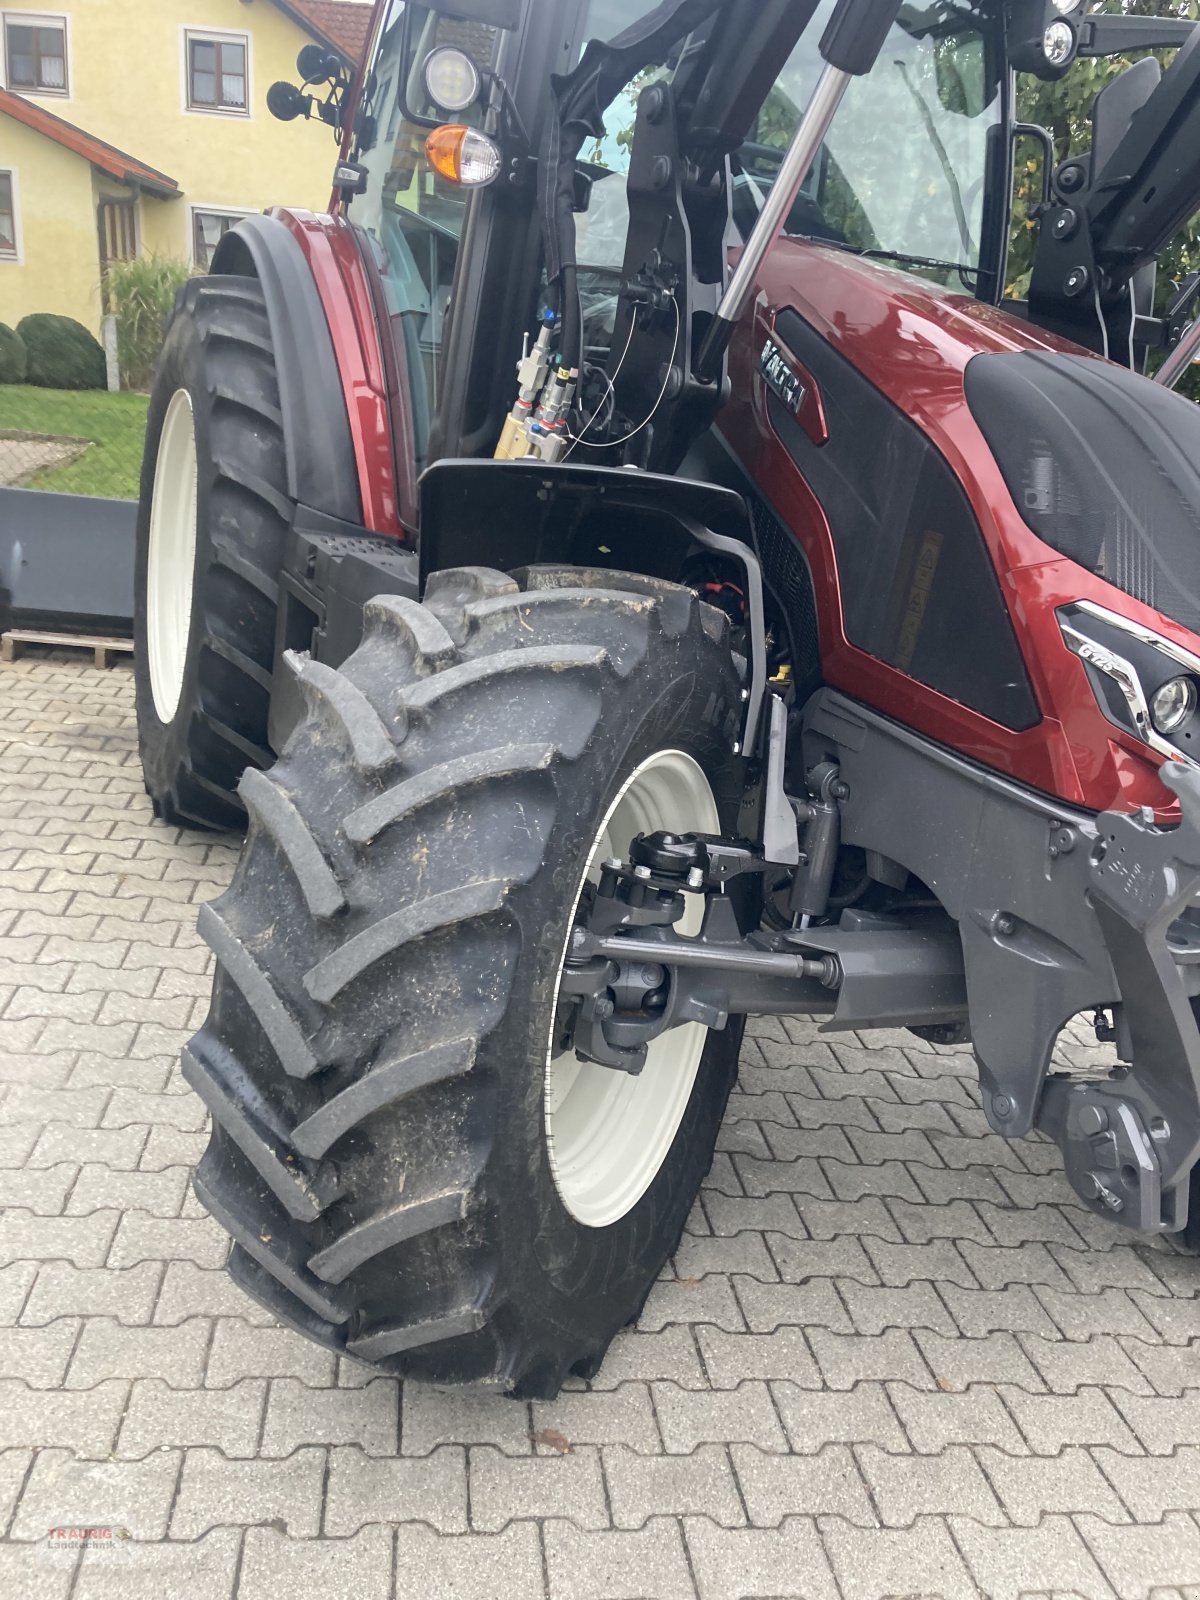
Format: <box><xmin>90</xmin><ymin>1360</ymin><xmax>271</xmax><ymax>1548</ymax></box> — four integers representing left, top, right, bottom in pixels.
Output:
<box><xmin>739</xmin><ymin>0</ymin><xmax>1003</xmax><ymax>290</ymax></box>
<box><xmin>570</xmin><ymin>0</ymin><xmax>1003</xmax><ymax>332</ymax></box>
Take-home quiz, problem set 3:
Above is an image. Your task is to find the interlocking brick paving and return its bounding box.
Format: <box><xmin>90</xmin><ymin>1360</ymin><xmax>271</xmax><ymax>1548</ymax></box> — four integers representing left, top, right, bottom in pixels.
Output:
<box><xmin>2</xmin><ymin>649</ymin><xmax>1199</xmax><ymax>1598</ymax></box>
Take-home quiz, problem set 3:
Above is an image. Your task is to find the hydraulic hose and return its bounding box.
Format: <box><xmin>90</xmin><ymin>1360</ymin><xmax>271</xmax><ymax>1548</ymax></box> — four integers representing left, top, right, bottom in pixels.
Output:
<box><xmin>560</xmin><ymin>269</ymin><xmax>581</xmax><ymax>379</ymax></box>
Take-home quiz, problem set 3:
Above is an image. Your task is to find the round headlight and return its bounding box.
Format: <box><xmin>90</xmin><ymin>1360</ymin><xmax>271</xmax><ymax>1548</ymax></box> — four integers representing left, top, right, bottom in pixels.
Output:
<box><xmin>1151</xmin><ymin>676</ymin><xmax>1197</xmax><ymax>734</ymax></box>
<box><xmin>1051</xmin><ymin>0</ymin><xmax>1083</xmax><ymax>13</ymax></box>
<box><xmin>1043</xmin><ymin>19</ymin><xmax>1076</xmax><ymax>66</ymax></box>
<box><xmin>423</xmin><ymin>46</ymin><xmax>481</xmax><ymax>113</ymax></box>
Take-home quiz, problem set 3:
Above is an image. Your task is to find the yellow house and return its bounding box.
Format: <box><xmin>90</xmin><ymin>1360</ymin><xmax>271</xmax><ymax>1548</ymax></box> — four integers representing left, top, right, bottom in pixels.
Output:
<box><xmin>0</xmin><ymin>0</ymin><xmax>372</xmax><ymax>333</ymax></box>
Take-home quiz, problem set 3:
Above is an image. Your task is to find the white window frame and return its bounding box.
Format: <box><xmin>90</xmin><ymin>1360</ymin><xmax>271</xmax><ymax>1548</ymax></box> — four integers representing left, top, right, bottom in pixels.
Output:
<box><xmin>0</xmin><ymin>166</ymin><xmax>23</xmax><ymax>264</ymax></box>
<box><xmin>189</xmin><ymin>204</ymin><xmax>253</xmax><ymax>268</ymax></box>
<box><xmin>182</xmin><ymin>26</ymin><xmax>251</xmax><ymax>118</ymax></box>
<box><xmin>1</xmin><ymin>10</ymin><xmax>70</xmax><ymax>98</ymax></box>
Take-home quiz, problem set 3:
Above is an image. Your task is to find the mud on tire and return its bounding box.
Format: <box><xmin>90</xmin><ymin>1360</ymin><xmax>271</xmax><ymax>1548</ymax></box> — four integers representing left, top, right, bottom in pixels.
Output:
<box><xmin>134</xmin><ymin>275</ymin><xmax>286</xmax><ymax>831</ymax></box>
<box><xmin>185</xmin><ymin>566</ymin><xmax>745</xmax><ymax>1396</ymax></box>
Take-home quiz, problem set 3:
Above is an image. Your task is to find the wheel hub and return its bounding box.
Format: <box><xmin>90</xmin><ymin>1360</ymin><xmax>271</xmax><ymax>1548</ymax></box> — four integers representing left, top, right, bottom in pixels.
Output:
<box><xmin>543</xmin><ymin>749</ymin><xmax>720</xmax><ymax>1230</ymax></box>
<box><xmin>145</xmin><ymin>387</ymin><xmax>199</xmax><ymax>724</ymax></box>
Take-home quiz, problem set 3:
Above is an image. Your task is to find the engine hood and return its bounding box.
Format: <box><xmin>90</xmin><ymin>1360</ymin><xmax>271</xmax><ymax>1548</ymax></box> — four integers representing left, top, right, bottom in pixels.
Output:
<box><xmin>966</xmin><ymin>349</ymin><xmax>1200</xmax><ymax>636</ymax></box>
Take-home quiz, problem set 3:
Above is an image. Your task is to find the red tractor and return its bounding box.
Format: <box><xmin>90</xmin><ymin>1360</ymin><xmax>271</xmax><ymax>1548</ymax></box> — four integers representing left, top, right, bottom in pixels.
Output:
<box><xmin>134</xmin><ymin>0</ymin><xmax>1200</xmax><ymax>1396</ymax></box>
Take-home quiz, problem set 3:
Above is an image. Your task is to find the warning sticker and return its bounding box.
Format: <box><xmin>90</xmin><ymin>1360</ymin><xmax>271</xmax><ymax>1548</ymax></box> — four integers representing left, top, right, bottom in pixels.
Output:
<box><xmin>895</xmin><ymin>529</ymin><xmax>944</xmax><ymax>673</ymax></box>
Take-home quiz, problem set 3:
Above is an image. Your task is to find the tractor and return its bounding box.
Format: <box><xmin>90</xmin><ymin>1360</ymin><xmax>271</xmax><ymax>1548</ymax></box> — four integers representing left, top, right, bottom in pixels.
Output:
<box><xmin>133</xmin><ymin>0</ymin><xmax>1200</xmax><ymax>1396</ymax></box>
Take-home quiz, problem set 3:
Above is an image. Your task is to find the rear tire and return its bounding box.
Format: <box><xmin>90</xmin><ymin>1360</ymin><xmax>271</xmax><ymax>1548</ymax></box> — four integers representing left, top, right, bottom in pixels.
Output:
<box><xmin>185</xmin><ymin>566</ymin><xmax>745</xmax><ymax>1395</ymax></box>
<box><xmin>134</xmin><ymin>275</ymin><xmax>286</xmax><ymax>831</ymax></box>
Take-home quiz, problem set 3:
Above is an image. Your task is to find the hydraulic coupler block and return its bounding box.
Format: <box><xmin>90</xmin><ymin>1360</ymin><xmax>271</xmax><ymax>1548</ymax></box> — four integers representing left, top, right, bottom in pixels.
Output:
<box><xmin>494</xmin><ymin>318</ymin><xmax>577</xmax><ymax>463</ymax></box>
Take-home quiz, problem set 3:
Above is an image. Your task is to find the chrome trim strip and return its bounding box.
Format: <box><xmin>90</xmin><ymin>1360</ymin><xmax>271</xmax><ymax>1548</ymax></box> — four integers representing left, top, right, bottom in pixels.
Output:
<box><xmin>1072</xmin><ymin>598</ymin><xmax>1200</xmax><ymax>680</ymax></box>
<box><xmin>1060</xmin><ymin>603</ymin><xmax>1200</xmax><ymax>769</ymax></box>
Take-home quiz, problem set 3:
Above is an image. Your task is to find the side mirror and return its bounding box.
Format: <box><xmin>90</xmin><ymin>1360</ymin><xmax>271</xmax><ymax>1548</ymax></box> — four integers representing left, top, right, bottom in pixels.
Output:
<box><xmin>269</xmin><ymin>48</ymin><xmax>352</xmax><ymax>130</ymax></box>
<box><xmin>297</xmin><ymin>44</ymin><xmax>340</xmax><ymax>83</ymax></box>
<box><xmin>1091</xmin><ymin>56</ymin><xmax>1161</xmax><ymax>178</ymax></box>
<box><xmin>267</xmin><ymin>80</ymin><xmax>311</xmax><ymax>122</ymax></box>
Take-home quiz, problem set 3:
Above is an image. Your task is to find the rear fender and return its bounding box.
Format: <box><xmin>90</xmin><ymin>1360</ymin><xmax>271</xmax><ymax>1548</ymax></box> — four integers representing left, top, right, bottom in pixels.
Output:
<box><xmin>210</xmin><ymin>212</ymin><xmax>418</xmax><ymax>759</ymax></box>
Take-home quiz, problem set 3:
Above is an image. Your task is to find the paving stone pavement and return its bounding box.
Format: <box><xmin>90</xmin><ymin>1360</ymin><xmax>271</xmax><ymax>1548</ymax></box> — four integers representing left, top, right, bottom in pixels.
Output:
<box><xmin>2</xmin><ymin>650</ymin><xmax>1200</xmax><ymax>1600</ymax></box>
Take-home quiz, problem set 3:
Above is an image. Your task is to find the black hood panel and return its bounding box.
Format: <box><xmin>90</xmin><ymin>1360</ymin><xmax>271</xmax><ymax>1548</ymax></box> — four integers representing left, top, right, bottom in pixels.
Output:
<box><xmin>965</xmin><ymin>351</ymin><xmax>1200</xmax><ymax>633</ymax></box>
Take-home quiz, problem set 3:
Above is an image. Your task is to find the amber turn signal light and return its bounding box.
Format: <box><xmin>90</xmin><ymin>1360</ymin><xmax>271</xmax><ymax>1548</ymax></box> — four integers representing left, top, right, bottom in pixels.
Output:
<box><xmin>424</xmin><ymin>124</ymin><xmax>502</xmax><ymax>188</ymax></box>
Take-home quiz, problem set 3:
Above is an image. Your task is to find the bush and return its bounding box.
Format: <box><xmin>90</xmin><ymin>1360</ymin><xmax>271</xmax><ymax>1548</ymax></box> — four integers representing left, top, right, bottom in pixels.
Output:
<box><xmin>106</xmin><ymin>256</ymin><xmax>192</xmax><ymax>391</ymax></box>
<box><xmin>0</xmin><ymin>322</ymin><xmax>26</xmax><ymax>383</ymax></box>
<box><xmin>17</xmin><ymin>313</ymin><xmax>106</xmax><ymax>390</ymax></box>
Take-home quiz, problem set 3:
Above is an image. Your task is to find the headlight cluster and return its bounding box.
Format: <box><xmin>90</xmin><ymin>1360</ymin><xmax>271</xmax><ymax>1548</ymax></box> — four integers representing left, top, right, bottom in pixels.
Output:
<box><xmin>1151</xmin><ymin>677</ymin><xmax>1197</xmax><ymax>735</ymax></box>
<box><xmin>1059</xmin><ymin>600</ymin><xmax>1200</xmax><ymax>764</ymax></box>
<box><xmin>1010</xmin><ymin>0</ymin><xmax>1086</xmax><ymax>79</ymax></box>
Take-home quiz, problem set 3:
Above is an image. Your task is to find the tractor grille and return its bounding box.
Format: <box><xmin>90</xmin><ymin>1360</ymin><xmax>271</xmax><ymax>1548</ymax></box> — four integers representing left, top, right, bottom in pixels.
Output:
<box><xmin>749</xmin><ymin>495</ymin><xmax>821</xmax><ymax>695</ymax></box>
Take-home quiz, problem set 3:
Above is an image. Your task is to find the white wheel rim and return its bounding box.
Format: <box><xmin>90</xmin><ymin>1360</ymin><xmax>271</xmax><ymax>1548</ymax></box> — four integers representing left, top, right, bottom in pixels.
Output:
<box><xmin>545</xmin><ymin>749</ymin><xmax>720</xmax><ymax>1229</ymax></box>
<box><xmin>146</xmin><ymin>388</ymin><xmax>199</xmax><ymax>723</ymax></box>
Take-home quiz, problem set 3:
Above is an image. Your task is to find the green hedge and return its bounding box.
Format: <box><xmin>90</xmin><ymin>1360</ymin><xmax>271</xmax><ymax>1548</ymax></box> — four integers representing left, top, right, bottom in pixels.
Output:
<box><xmin>17</xmin><ymin>313</ymin><xmax>105</xmax><ymax>390</ymax></box>
<box><xmin>0</xmin><ymin>322</ymin><xmax>26</xmax><ymax>384</ymax></box>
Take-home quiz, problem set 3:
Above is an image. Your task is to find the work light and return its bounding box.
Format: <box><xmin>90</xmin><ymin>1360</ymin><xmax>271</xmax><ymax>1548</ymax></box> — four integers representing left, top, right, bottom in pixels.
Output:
<box><xmin>424</xmin><ymin>46</ymin><xmax>482</xmax><ymax>113</ymax></box>
<box><xmin>1009</xmin><ymin>0</ymin><xmax>1080</xmax><ymax>77</ymax></box>
<box><xmin>1042</xmin><ymin>18</ymin><xmax>1076</xmax><ymax>65</ymax></box>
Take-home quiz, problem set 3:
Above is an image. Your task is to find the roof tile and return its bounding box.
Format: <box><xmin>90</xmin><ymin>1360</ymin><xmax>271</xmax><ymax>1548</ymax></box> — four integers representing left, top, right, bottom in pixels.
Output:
<box><xmin>282</xmin><ymin>0</ymin><xmax>374</xmax><ymax>63</ymax></box>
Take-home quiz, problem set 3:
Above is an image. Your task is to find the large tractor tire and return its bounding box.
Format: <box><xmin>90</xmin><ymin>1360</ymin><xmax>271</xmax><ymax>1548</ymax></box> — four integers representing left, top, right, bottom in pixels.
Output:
<box><xmin>184</xmin><ymin>566</ymin><xmax>746</xmax><ymax>1395</ymax></box>
<box><xmin>134</xmin><ymin>275</ymin><xmax>286</xmax><ymax>831</ymax></box>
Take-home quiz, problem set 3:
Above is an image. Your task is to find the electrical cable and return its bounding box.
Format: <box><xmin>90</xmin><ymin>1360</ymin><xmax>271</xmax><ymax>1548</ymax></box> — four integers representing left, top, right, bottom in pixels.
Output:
<box><xmin>1128</xmin><ymin>279</ymin><xmax>1138</xmax><ymax>372</ymax></box>
<box><xmin>566</xmin><ymin>308</ymin><xmax>638</xmax><ymax>456</ymax></box>
<box><xmin>1093</xmin><ymin>278</ymin><xmax>1110</xmax><ymax>360</ymax></box>
<box><xmin>568</xmin><ymin>295</ymin><xmax>682</xmax><ymax>453</ymax></box>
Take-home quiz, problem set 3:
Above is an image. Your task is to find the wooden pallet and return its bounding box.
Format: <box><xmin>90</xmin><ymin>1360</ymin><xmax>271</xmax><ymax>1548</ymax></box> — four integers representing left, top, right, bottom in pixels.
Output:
<box><xmin>1</xmin><ymin>629</ymin><xmax>134</xmax><ymax>669</ymax></box>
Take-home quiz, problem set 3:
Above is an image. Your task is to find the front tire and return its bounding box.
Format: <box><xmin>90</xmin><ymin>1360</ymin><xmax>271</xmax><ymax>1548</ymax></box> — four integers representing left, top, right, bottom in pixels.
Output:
<box><xmin>185</xmin><ymin>566</ymin><xmax>745</xmax><ymax>1395</ymax></box>
<box><xmin>134</xmin><ymin>275</ymin><xmax>286</xmax><ymax>831</ymax></box>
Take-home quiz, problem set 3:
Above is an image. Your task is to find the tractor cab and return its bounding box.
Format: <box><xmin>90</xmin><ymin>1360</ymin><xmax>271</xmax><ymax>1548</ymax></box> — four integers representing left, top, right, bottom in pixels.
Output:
<box><xmin>325</xmin><ymin>0</ymin><xmax>1199</xmax><ymax>498</ymax></box>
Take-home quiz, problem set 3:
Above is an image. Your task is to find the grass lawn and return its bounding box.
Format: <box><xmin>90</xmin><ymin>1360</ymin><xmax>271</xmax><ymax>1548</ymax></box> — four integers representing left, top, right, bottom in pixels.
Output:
<box><xmin>0</xmin><ymin>385</ymin><xmax>149</xmax><ymax>500</ymax></box>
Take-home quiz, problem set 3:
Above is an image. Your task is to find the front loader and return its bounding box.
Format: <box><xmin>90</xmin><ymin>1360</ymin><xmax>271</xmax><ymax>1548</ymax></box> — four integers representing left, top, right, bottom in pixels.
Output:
<box><xmin>133</xmin><ymin>0</ymin><xmax>1200</xmax><ymax>1394</ymax></box>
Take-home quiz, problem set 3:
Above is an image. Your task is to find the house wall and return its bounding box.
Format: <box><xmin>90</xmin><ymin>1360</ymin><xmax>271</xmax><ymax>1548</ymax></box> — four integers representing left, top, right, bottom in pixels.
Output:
<box><xmin>0</xmin><ymin>116</ymin><xmax>98</xmax><ymax>329</ymax></box>
<box><xmin>0</xmin><ymin>0</ymin><xmax>348</xmax><ymax>329</ymax></box>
